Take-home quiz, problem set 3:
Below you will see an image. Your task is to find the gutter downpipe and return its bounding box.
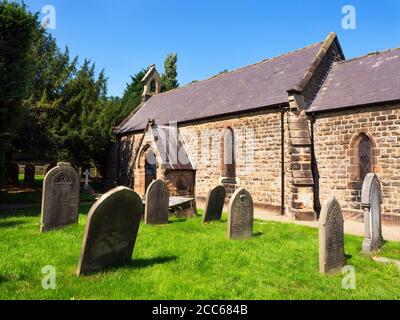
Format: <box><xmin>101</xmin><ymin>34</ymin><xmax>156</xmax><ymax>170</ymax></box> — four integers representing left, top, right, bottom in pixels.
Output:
<box><xmin>280</xmin><ymin>105</ymin><xmax>286</xmax><ymax>216</ymax></box>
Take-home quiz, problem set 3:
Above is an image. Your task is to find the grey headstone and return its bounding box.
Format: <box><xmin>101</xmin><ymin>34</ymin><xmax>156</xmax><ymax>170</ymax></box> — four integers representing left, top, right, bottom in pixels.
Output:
<box><xmin>40</xmin><ymin>162</ymin><xmax>80</xmax><ymax>232</ymax></box>
<box><xmin>145</xmin><ymin>179</ymin><xmax>169</xmax><ymax>225</ymax></box>
<box><xmin>203</xmin><ymin>185</ymin><xmax>226</xmax><ymax>223</ymax></box>
<box><xmin>24</xmin><ymin>163</ymin><xmax>35</xmax><ymax>185</ymax></box>
<box><xmin>227</xmin><ymin>188</ymin><xmax>254</xmax><ymax>240</ymax></box>
<box><xmin>361</xmin><ymin>174</ymin><xmax>384</xmax><ymax>253</ymax></box>
<box><xmin>319</xmin><ymin>197</ymin><xmax>346</xmax><ymax>274</ymax></box>
<box><xmin>76</xmin><ymin>186</ymin><xmax>143</xmax><ymax>276</ymax></box>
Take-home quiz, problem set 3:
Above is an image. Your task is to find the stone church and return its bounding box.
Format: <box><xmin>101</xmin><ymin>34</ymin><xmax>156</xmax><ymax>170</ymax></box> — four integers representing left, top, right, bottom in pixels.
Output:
<box><xmin>107</xmin><ymin>32</ymin><xmax>400</xmax><ymax>225</ymax></box>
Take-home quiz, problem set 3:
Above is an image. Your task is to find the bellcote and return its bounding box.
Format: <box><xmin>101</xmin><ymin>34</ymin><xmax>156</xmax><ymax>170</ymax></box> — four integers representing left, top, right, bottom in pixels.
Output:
<box><xmin>142</xmin><ymin>64</ymin><xmax>162</xmax><ymax>102</ymax></box>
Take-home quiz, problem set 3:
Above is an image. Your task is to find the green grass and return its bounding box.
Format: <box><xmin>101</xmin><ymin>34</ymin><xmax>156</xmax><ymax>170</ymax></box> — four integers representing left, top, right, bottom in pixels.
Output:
<box><xmin>0</xmin><ymin>207</ymin><xmax>399</xmax><ymax>300</ymax></box>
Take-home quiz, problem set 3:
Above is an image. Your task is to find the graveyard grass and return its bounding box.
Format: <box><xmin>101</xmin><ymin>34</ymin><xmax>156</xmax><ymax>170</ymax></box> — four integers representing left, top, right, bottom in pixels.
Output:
<box><xmin>0</xmin><ymin>206</ymin><xmax>400</xmax><ymax>300</ymax></box>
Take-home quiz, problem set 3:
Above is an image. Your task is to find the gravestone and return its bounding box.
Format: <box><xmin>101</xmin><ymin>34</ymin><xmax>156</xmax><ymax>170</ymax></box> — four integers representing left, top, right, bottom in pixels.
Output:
<box><xmin>227</xmin><ymin>187</ymin><xmax>254</xmax><ymax>240</ymax></box>
<box><xmin>7</xmin><ymin>163</ymin><xmax>19</xmax><ymax>185</ymax></box>
<box><xmin>361</xmin><ymin>174</ymin><xmax>384</xmax><ymax>253</ymax></box>
<box><xmin>203</xmin><ymin>185</ymin><xmax>226</xmax><ymax>223</ymax></box>
<box><xmin>24</xmin><ymin>163</ymin><xmax>35</xmax><ymax>185</ymax></box>
<box><xmin>76</xmin><ymin>187</ymin><xmax>143</xmax><ymax>276</ymax></box>
<box><xmin>44</xmin><ymin>163</ymin><xmax>56</xmax><ymax>175</ymax></box>
<box><xmin>40</xmin><ymin>162</ymin><xmax>80</xmax><ymax>232</ymax></box>
<box><xmin>144</xmin><ymin>179</ymin><xmax>169</xmax><ymax>225</ymax></box>
<box><xmin>319</xmin><ymin>197</ymin><xmax>346</xmax><ymax>274</ymax></box>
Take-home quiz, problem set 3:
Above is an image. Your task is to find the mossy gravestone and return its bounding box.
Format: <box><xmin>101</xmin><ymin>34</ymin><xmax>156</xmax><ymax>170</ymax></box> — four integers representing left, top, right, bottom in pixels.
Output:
<box><xmin>361</xmin><ymin>174</ymin><xmax>384</xmax><ymax>253</ymax></box>
<box><xmin>76</xmin><ymin>187</ymin><xmax>143</xmax><ymax>276</ymax></box>
<box><xmin>145</xmin><ymin>179</ymin><xmax>169</xmax><ymax>225</ymax></box>
<box><xmin>40</xmin><ymin>162</ymin><xmax>80</xmax><ymax>232</ymax></box>
<box><xmin>203</xmin><ymin>185</ymin><xmax>226</xmax><ymax>223</ymax></box>
<box><xmin>319</xmin><ymin>197</ymin><xmax>346</xmax><ymax>274</ymax></box>
<box><xmin>227</xmin><ymin>188</ymin><xmax>254</xmax><ymax>240</ymax></box>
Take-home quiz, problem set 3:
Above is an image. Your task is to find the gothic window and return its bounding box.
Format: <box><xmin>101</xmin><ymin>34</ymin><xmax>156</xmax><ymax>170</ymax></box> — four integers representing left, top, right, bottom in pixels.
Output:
<box><xmin>221</xmin><ymin>127</ymin><xmax>235</xmax><ymax>178</ymax></box>
<box><xmin>348</xmin><ymin>132</ymin><xmax>377</xmax><ymax>188</ymax></box>
<box><xmin>358</xmin><ymin>134</ymin><xmax>372</xmax><ymax>181</ymax></box>
<box><xmin>150</xmin><ymin>79</ymin><xmax>157</xmax><ymax>93</ymax></box>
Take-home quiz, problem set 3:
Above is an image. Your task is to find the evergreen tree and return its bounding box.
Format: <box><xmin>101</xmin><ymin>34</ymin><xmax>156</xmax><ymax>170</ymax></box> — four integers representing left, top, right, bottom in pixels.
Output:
<box><xmin>161</xmin><ymin>53</ymin><xmax>179</xmax><ymax>91</ymax></box>
<box><xmin>0</xmin><ymin>1</ymin><xmax>36</xmax><ymax>183</ymax></box>
<box><xmin>121</xmin><ymin>68</ymin><xmax>147</xmax><ymax>117</ymax></box>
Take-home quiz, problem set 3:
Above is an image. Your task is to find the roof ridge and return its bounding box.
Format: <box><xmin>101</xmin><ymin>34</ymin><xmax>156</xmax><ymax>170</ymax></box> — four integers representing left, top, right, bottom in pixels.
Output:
<box><xmin>336</xmin><ymin>47</ymin><xmax>400</xmax><ymax>65</ymax></box>
<box><xmin>288</xmin><ymin>32</ymin><xmax>343</xmax><ymax>93</ymax></box>
<box><xmin>145</xmin><ymin>41</ymin><xmax>323</xmax><ymax>100</ymax></box>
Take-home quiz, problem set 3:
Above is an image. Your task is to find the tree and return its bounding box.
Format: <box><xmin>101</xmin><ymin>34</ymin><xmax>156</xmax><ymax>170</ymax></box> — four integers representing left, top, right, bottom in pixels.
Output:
<box><xmin>14</xmin><ymin>26</ymin><xmax>76</xmax><ymax>162</ymax></box>
<box><xmin>0</xmin><ymin>1</ymin><xmax>36</xmax><ymax>184</ymax></box>
<box><xmin>120</xmin><ymin>68</ymin><xmax>147</xmax><ymax>118</ymax></box>
<box><xmin>161</xmin><ymin>53</ymin><xmax>179</xmax><ymax>91</ymax></box>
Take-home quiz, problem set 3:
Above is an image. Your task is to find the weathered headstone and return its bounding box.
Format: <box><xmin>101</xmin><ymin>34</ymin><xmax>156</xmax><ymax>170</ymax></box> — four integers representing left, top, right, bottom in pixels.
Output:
<box><xmin>24</xmin><ymin>163</ymin><xmax>35</xmax><ymax>185</ymax></box>
<box><xmin>203</xmin><ymin>185</ymin><xmax>226</xmax><ymax>223</ymax></box>
<box><xmin>361</xmin><ymin>174</ymin><xmax>384</xmax><ymax>253</ymax></box>
<box><xmin>319</xmin><ymin>197</ymin><xmax>346</xmax><ymax>274</ymax></box>
<box><xmin>6</xmin><ymin>163</ymin><xmax>19</xmax><ymax>185</ymax></box>
<box><xmin>40</xmin><ymin>162</ymin><xmax>80</xmax><ymax>232</ymax></box>
<box><xmin>145</xmin><ymin>179</ymin><xmax>169</xmax><ymax>225</ymax></box>
<box><xmin>76</xmin><ymin>186</ymin><xmax>143</xmax><ymax>276</ymax></box>
<box><xmin>227</xmin><ymin>188</ymin><xmax>254</xmax><ymax>240</ymax></box>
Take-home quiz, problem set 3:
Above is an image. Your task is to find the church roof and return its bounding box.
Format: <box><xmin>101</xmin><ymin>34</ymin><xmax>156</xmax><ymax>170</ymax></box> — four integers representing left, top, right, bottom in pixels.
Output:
<box><xmin>308</xmin><ymin>48</ymin><xmax>400</xmax><ymax>113</ymax></box>
<box><xmin>116</xmin><ymin>41</ymin><xmax>325</xmax><ymax>134</ymax></box>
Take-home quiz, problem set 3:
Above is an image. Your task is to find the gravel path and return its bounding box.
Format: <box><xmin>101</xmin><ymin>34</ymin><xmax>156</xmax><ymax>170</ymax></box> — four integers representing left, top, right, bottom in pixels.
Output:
<box><xmin>254</xmin><ymin>210</ymin><xmax>400</xmax><ymax>242</ymax></box>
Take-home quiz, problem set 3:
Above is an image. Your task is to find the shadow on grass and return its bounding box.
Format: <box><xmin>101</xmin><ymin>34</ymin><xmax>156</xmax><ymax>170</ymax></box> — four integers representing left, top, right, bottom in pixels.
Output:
<box><xmin>0</xmin><ymin>274</ymin><xmax>10</xmax><ymax>284</ymax></box>
<box><xmin>0</xmin><ymin>208</ymin><xmax>40</xmax><ymax>219</ymax></box>
<box><xmin>253</xmin><ymin>231</ymin><xmax>264</xmax><ymax>237</ymax></box>
<box><xmin>169</xmin><ymin>218</ymin><xmax>188</xmax><ymax>224</ymax></box>
<box><xmin>0</xmin><ymin>220</ymin><xmax>26</xmax><ymax>228</ymax></box>
<box><xmin>345</xmin><ymin>253</ymin><xmax>353</xmax><ymax>261</ymax></box>
<box><xmin>129</xmin><ymin>256</ymin><xmax>178</xmax><ymax>269</ymax></box>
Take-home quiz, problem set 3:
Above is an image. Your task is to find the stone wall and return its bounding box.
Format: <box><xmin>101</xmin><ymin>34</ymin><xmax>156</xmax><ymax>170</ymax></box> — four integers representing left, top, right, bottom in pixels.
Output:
<box><xmin>112</xmin><ymin>108</ymin><xmax>285</xmax><ymax>213</ymax></box>
<box><xmin>312</xmin><ymin>103</ymin><xmax>400</xmax><ymax>224</ymax></box>
<box><xmin>179</xmin><ymin>108</ymin><xmax>284</xmax><ymax>213</ymax></box>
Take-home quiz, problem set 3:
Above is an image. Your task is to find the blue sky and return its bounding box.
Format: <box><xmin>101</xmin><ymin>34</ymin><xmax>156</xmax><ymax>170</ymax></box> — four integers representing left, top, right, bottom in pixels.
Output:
<box><xmin>23</xmin><ymin>0</ymin><xmax>400</xmax><ymax>97</ymax></box>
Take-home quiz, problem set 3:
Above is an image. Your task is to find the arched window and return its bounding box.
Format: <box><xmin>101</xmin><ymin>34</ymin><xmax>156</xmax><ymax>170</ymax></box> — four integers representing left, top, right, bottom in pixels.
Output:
<box><xmin>358</xmin><ymin>134</ymin><xmax>372</xmax><ymax>181</ymax></box>
<box><xmin>348</xmin><ymin>132</ymin><xmax>377</xmax><ymax>189</ymax></box>
<box><xmin>150</xmin><ymin>79</ymin><xmax>157</xmax><ymax>93</ymax></box>
<box><xmin>221</xmin><ymin>127</ymin><xmax>235</xmax><ymax>178</ymax></box>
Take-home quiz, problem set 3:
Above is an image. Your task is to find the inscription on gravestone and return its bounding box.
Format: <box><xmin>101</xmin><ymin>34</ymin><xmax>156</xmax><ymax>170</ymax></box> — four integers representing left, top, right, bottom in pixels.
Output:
<box><xmin>76</xmin><ymin>187</ymin><xmax>143</xmax><ymax>276</ymax></box>
<box><xmin>145</xmin><ymin>179</ymin><xmax>169</xmax><ymax>225</ymax></box>
<box><xmin>319</xmin><ymin>197</ymin><xmax>346</xmax><ymax>274</ymax></box>
<box><xmin>203</xmin><ymin>185</ymin><xmax>226</xmax><ymax>224</ymax></box>
<box><xmin>361</xmin><ymin>174</ymin><xmax>384</xmax><ymax>253</ymax></box>
<box><xmin>227</xmin><ymin>188</ymin><xmax>254</xmax><ymax>240</ymax></box>
<box><xmin>40</xmin><ymin>162</ymin><xmax>80</xmax><ymax>232</ymax></box>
